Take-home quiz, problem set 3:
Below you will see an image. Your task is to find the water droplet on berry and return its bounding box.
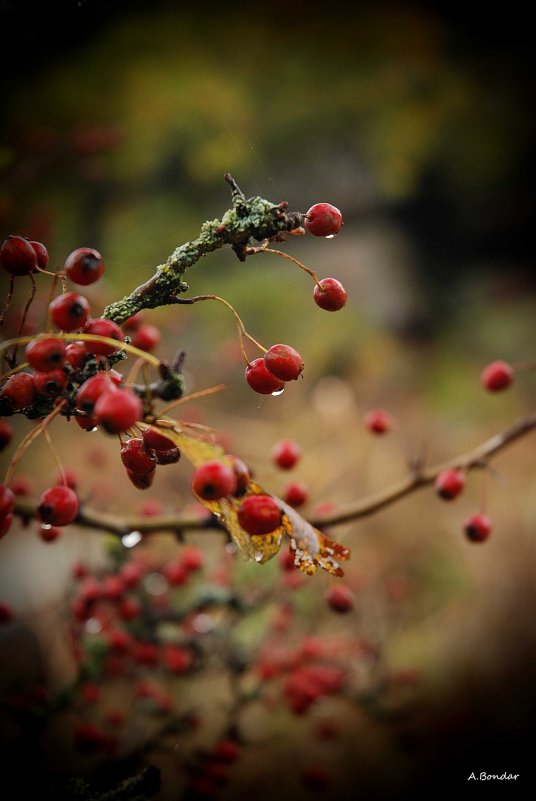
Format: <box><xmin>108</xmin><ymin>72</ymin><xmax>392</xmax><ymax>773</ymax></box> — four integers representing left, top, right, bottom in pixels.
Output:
<box><xmin>254</xmin><ymin>552</ymin><xmax>264</xmax><ymax>562</ymax></box>
<box><xmin>271</xmin><ymin>387</ymin><xmax>285</xmax><ymax>397</ymax></box>
<box><xmin>122</xmin><ymin>530</ymin><xmax>143</xmax><ymax>548</ymax></box>
<box><xmin>40</xmin><ymin>523</ymin><xmax>52</xmax><ymax>530</ymax></box>
<box><xmin>325</xmin><ymin>234</ymin><xmax>335</xmax><ymax>239</ymax></box>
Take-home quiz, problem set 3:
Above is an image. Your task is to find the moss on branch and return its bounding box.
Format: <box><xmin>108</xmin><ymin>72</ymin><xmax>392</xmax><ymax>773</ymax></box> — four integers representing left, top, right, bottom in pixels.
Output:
<box><xmin>103</xmin><ymin>174</ymin><xmax>303</xmax><ymax>324</ymax></box>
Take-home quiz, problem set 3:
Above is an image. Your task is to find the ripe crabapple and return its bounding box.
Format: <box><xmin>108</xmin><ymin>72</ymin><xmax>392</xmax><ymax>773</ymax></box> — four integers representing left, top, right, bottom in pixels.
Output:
<box><xmin>481</xmin><ymin>360</ymin><xmax>514</xmax><ymax>391</ymax></box>
<box><xmin>313</xmin><ymin>277</ymin><xmax>347</xmax><ymax>311</ymax></box>
<box><xmin>37</xmin><ymin>485</ymin><xmax>79</xmax><ymax>526</ymax></box>
<box><xmin>364</xmin><ymin>409</ymin><xmax>392</xmax><ymax>434</ymax></box>
<box><xmin>83</xmin><ymin>318</ymin><xmax>124</xmax><ymax>356</ymax></box>
<box><xmin>0</xmin><ymin>235</ymin><xmax>38</xmax><ymax>275</ymax></box>
<box><xmin>93</xmin><ymin>387</ymin><xmax>143</xmax><ymax>434</ymax></box>
<box><xmin>245</xmin><ymin>358</ymin><xmax>285</xmax><ymax>395</ymax></box>
<box><xmin>191</xmin><ymin>460</ymin><xmax>237</xmax><ymax>501</ymax></box>
<box><xmin>264</xmin><ymin>344</ymin><xmax>304</xmax><ymax>381</ymax></box>
<box><xmin>272</xmin><ymin>439</ymin><xmax>301</xmax><ymax>470</ymax></box>
<box><xmin>0</xmin><ymin>373</ymin><xmax>37</xmax><ymax>409</ymax></box>
<box><xmin>304</xmin><ymin>203</ymin><xmax>343</xmax><ymax>237</ymax></box>
<box><xmin>435</xmin><ymin>468</ymin><xmax>466</xmax><ymax>500</ymax></box>
<box><xmin>464</xmin><ymin>513</ymin><xmax>492</xmax><ymax>543</ymax></box>
<box><xmin>26</xmin><ymin>337</ymin><xmax>66</xmax><ymax>372</ymax></box>
<box><xmin>237</xmin><ymin>494</ymin><xmax>282</xmax><ymax>535</ymax></box>
<box><xmin>64</xmin><ymin>247</ymin><xmax>104</xmax><ymax>285</ymax></box>
<box><xmin>49</xmin><ymin>291</ymin><xmax>90</xmax><ymax>331</ymax></box>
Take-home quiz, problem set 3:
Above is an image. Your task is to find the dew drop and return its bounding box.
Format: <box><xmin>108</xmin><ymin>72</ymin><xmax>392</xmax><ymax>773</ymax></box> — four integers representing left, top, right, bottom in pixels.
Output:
<box><xmin>40</xmin><ymin>523</ymin><xmax>52</xmax><ymax>531</ymax></box>
<box><xmin>271</xmin><ymin>387</ymin><xmax>285</xmax><ymax>397</ymax></box>
<box><xmin>325</xmin><ymin>234</ymin><xmax>335</xmax><ymax>239</ymax></box>
<box><xmin>254</xmin><ymin>552</ymin><xmax>264</xmax><ymax>562</ymax></box>
<box><xmin>122</xmin><ymin>530</ymin><xmax>142</xmax><ymax>548</ymax></box>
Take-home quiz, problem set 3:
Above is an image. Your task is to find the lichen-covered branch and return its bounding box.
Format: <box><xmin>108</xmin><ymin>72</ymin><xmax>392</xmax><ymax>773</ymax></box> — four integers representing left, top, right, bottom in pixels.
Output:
<box><xmin>13</xmin><ymin>411</ymin><xmax>536</xmax><ymax>537</ymax></box>
<box><xmin>102</xmin><ymin>174</ymin><xmax>304</xmax><ymax>324</ymax></box>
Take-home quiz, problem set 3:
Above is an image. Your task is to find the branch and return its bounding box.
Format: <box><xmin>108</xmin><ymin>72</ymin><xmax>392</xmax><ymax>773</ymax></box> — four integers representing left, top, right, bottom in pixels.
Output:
<box><xmin>102</xmin><ymin>174</ymin><xmax>304</xmax><ymax>324</ymax></box>
<box><xmin>310</xmin><ymin>410</ymin><xmax>536</xmax><ymax>528</ymax></box>
<box><xmin>13</xmin><ymin>411</ymin><xmax>536</xmax><ymax>537</ymax></box>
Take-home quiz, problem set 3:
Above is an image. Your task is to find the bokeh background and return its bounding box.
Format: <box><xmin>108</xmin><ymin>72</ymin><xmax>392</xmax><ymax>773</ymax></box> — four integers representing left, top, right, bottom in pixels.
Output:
<box><xmin>1</xmin><ymin>1</ymin><xmax>535</xmax><ymax>798</ymax></box>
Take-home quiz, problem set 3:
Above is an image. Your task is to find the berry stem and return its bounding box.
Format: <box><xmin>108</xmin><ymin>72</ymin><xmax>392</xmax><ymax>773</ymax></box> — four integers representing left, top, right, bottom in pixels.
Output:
<box><xmin>252</xmin><ymin>244</ymin><xmax>323</xmax><ymax>289</ymax></box>
<box><xmin>4</xmin><ymin>400</ymin><xmax>66</xmax><ymax>486</ymax></box>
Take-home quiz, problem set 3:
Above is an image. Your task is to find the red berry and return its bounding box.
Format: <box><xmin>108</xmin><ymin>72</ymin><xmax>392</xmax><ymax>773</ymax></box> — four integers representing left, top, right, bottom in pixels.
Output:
<box><xmin>120</xmin><ymin>438</ymin><xmax>157</xmax><ymax>475</ymax></box>
<box><xmin>49</xmin><ymin>291</ymin><xmax>90</xmax><ymax>331</ymax></box>
<box><xmin>181</xmin><ymin>545</ymin><xmax>204</xmax><ymax>572</ymax></box>
<box><xmin>283</xmin><ymin>481</ymin><xmax>309</xmax><ymax>508</ymax></box>
<box><xmin>192</xmin><ymin>460</ymin><xmax>237</xmax><ymax>500</ymax></box>
<box><xmin>0</xmin><ymin>235</ymin><xmax>37</xmax><ymax>275</ymax></box>
<box><xmin>83</xmin><ymin>318</ymin><xmax>124</xmax><ymax>356</ymax></box>
<box><xmin>64</xmin><ymin>247</ymin><xmax>104</xmax><ymax>285</ymax></box>
<box><xmin>435</xmin><ymin>468</ymin><xmax>466</xmax><ymax>501</ymax></box>
<box><xmin>122</xmin><ymin>311</ymin><xmax>143</xmax><ymax>330</ymax></box>
<box><xmin>325</xmin><ymin>584</ymin><xmax>354</xmax><ymax>613</ymax></box>
<box><xmin>93</xmin><ymin>387</ymin><xmax>143</xmax><ymax>434</ymax></box>
<box><xmin>65</xmin><ymin>342</ymin><xmax>88</xmax><ymax>370</ymax></box>
<box><xmin>75</xmin><ymin>415</ymin><xmax>97</xmax><ymax>432</ymax></box>
<box><xmin>75</xmin><ymin>373</ymin><xmax>116</xmax><ymax>414</ymax></box>
<box><xmin>272</xmin><ymin>439</ymin><xmax>301</xmax><ymax>470</ymax></box>
<box><xmin>245</xmin><ymin>358</ymin><xmax>285</xmax><ymax>395</ymax></box>
<box><xmin>237</xmin><ymin>494</ymin><xmax>282</xmax><ymax>535</ymax></box>
<box><xmin>304</xmin><ymin>203</ymin><xmax>343</xmax><ymax>237</ymax></box>
<box><xmin>364</xmin><ymin>409</ymin><xmax>392</xmax><ymax>434</ymax></box>
<box><xmin>464</xmin><ymin>513</ymin><xmax>492</xmax><ymax>543</ymax></box>
<box><xmin>481</xmin><ymin>360</ymin><xmax>514</xmax><ymax>391</ymax></box>
<box><xmin>212</xmin><ymin>739</ymin><xmax>241</xmax><ymax>763</ymax></box>
<box><xmin>55</xmin><ymin>468</ymin><xmax>78</xmax><ymax>490</ymax></box>
<box><xmin>0</xmin><ymin>484</ymin><xmax>15</xmax><ymax>518</ymax></box>
<box><xmin>130</xmin><ymin>323</ymin><xmax>161</xmax><ymax>353</ymax></box>
<box><xmin>26</xmin><ymin>337</ymin><xmax>66</xmax><ymax>372</ymax></box>
<box><xmin>1</xmin><ymin>372</ymin><xmax>37</xmax><ymax>409</ymax></box>
<box><xmin>29</xmin><ymin>240</ymin><xmax>49</xmax><ymax>270</ymax></box>
<box><xmin>33</xmin><ymin>369</ymin><xmax>68</xmax><ymax>397</ymax></box>
<box><xmin>142</xmin><ymin>427</ymin><xmax>181</xmax><ymax>464</ymax></box>
<box><xmin>38</xmin><ymin>485</ymin><xmax>79</xmax><ymax>526</ymax></box>
<box><xmin>264</xmin><ymin>343</ymin><xmax>304</xmax><ymax>381</ymax></box>
<box><xmin>226</xmin><ymin>454</ymin><xmax>251</xmax><ymax>496</ymax></box>
<box><xmin>313</xmin><ymin>277</ymin><xmax>347</xmax><ymax>311</ymax></box>
<box><xmin>0</xmin><ymin>602</ymin><xmax>14</xmax><ymax>624</ymax></box>
<box><xmin>0</xmin><ymin>514</ymin><xmax>13</xmax><ymax>538</ymax></box>
<box><xmin>0</xmin><ymin>420</ymin><xmax>13</xmax><ymax>451</ymax></box>
<box><xmin>10</xmin><ymin>475</ymin><xmax>33</xmax><ymax>496</ymax></box>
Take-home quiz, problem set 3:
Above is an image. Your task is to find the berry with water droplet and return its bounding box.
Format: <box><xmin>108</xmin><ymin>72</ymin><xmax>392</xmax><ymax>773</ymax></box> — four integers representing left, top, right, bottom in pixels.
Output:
<box><xmin>245</xmin><ymin>358</ymin><xmax>285</xmax><ymax>395</ymax></box>
<box><xmin>305</xmin><ymin>203</ymin><xmax>343</xmax><ymax>237</ymax></box>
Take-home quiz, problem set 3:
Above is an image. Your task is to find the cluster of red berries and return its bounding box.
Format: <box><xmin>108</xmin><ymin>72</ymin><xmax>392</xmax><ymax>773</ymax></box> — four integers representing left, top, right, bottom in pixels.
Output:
<box><xmin>434</xmin><ymin>467</ymin><xmax>492</xmax><ymax>542</ymax></box>
<box><xmin>245</xmin><ymin>343</ymin><xmax>304</xmax><ymax>395</ymax></box>
<box><xmin>121</xmin><ymin>427</ymin><xmax>180</xmax><ymax>489</ymax></box>
<box><xmin>271</xmin><ymin>438</ymin><xmax>309</xmax><ymax>509</ymax></box>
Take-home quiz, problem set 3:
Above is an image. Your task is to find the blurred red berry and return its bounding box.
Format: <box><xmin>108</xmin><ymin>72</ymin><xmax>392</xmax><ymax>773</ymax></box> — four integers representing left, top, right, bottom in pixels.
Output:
<box><xmin>464</xmin><ymin>513</ymin><xmax>492</xmax><ymax>543</ymax></box>
<box><xmin>0</xmin><ymin>235</ymin><xmax>37</xmax><ymax>275</ymax></box>
<box><xmin>325</xmin><ymin>584</ymin><xmax>354</xmax><ymax>613</ymax></box>
<box><xmin>481</xmin><ymin>360</ymin><xmax>514</xmax><ymax>391</ymax></box>
<box><xmin>364</xmin><ymin>408</ymin><xmax>392</xmax><ymax>434</ymax></box>
<box><xmin>435</xmin><ymin>468</ymin><xmax>466</xmax><ymax>500</ymax></box>
<box><xmin>192</xmin><ymin>460</ymin><xmax>237</xmax><ymax>501</ymax></box>
<box><xmin>272</xmin><ymin>439</ymin><xmax>301</xmax><ymax>470</ymax></box>
<box><xmin>64</xmin><ymin>247</ymin><xmax>104</xmax><ymax>285</ymax></box>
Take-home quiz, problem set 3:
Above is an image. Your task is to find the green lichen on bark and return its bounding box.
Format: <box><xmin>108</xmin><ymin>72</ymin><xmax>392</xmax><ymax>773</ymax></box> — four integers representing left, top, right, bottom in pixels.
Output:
<box><xmin>102</xmin><ymin>175</ymin><xmax>303</xmax><ymax>324</ymax></box>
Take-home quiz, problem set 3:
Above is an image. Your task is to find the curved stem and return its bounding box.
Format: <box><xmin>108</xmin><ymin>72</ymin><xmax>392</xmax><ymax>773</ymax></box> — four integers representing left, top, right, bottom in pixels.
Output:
<box><xmin>4</xmin><ymin>401</ymin><xmax>66</xmax><ymax>486</ymax></box>
<box><xmin>252</xmin><ymin>245</ymin><xmax>322</xmax><ymax>288</ymax></box>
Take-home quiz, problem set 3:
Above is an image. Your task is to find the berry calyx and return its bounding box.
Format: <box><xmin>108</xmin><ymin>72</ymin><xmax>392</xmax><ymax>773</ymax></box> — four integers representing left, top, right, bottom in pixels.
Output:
<box><xmin>264</xmin><ymin>344</ymin><xmax>304</xmax><ymax>381</ymax></box>
<box><xmin>0</xmin><ymin>235</ymin><xmax>37</xmax><ymax>275</ymax></box>
<box><xmin>313</xmin><ymin>277</ymin><xmax>347</xmax><ymax>311</ymax></box>
<box><xmin>245</xmin><ymin>358</ymin><xmax>285</xmax><ymax>395</ymax></box>
<box><xmin>83</xmin><ymin>318</ymin><xmax>124</xmax><ymax>356</ymax></box>
<box><xmin>26</xmin><ymin>337</ymin><xmax>66</xmax><ymax>372</ymax></box>
<box><xmin>192</xmin><ymin>460</ymin><xmax>237</xmax><ymax>501</ymax></box>
<box><xmin>38</xmin><ymin>485</ymin><xmax>79</xmax><ymax>526</ymax></box>
<box><xmin>237</xmin><ymin>494</ymin><xmax>282</xmax><ymax>535</ymax></box>
<box><xmin>304</xmin><ymin>203</ymin><xmax>343</xmax><ymax>237</ymax></box>
<box><xmin>463</xmin><ymin>513</ymin><xmax>492</xmax><ymax>543</ymax></box>
<box><xmin>435</xmin><ymin>468</ymin><xmax>466</xmax><ymax>501</ymax></box>
<box><xmin>364</xmin><ymin>409</ymin><xmax>392</xmax><ymax>435</ymax></box>
<box><xmin>93</xmin><ymin>387</ymin><xmax>143</xmax><ymax>434</ymax></box>
<box><xmin>49</xmin><ymin>291</ymin><xmax>90</xmax><ymax>331</ymax></box>
<box><xmin>64</xmin><ymin>247</ymin><xmax>104</xmax><ymax>285</ymax></box>
<box><xmin>272</xmin><ymin>439</ymin><xmax>301</xmax><ymax>470</ymax></box>
<box><xmin>481</xmin><ymin>360</ymin><xmax>514</xmax><ymax>392</ymax></box>
<box><xmin>325</xmin><ymin>584</ymin><xmax>354</xmax><ymax>613</ymax></box>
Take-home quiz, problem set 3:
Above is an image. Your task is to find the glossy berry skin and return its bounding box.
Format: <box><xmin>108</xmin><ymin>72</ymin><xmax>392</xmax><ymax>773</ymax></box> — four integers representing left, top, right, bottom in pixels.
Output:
<box><xmin>364</xmin><ymin>409</ymin><xmax>392</xmax><ymax>434</ymax></box>
<box><xmin>0</xmin><ymin>235</ymin><xmax>37</xmax><ymax>275</ymax></box>
<box><xmin>245</xmin><ymin>358</ymin><xmax>285</xmax><ymax>395</ymax></box>
<box><xmin>304</xmin><ymin>203</ymin><xmax>343</xmax><ymax>237</ymax></box>
<box><xmin>463</xmin><ymin>513</ymin><xmax>492</xmax><ymax>543</ymax></box>
<box><xmin>325</xmin><ymin>584</ymin><xmax>354</xmax><ymax>613</ymax></box>
<box><xmin>0</xmin><ymin>484</ymin><xmax>15</xmax><ymax>519</ymax></box>
<box><xmin>283</xmin><ymin>481</ymin><xmax>308</xmax><ymax>508</ymax></box>
<box><xmin>481</xmin><ymin>360</ymin><xmax>514</xmax><ymax>391</ymax></box>
<box><xmin>29</xmin><ymin>240</ymin><xmax>49</xmax><ymax>270</ymax></box>
<box><xmin>1</xmin><ymin>373</ymin><xmax>37</xmax><ymax>409</ymax></box>
<box><xmin>83</xmin><ymin>318</ymin><xmax>124</xmax><ymax>356</ymax></box>
<box><xmin>130</xmin><ymin>323</ymin><xmax>161</xmax><ymax>353</ymax></box>
<box><xmin>264</xmin><ymin>344</ymin><xmax>304</xmax><ymax>381</ymax></box>
<box><xmin>313</xmin><ymin>277</ymin><xmax>347</xmax><ymax>311</ymax></box>
<box><xmin>38</xmin><ymin>485</ymin><xmax>79</xmax><ymax>526</ymax></box>
<box><xmin>26</xmin><ymin>337</ymin><xmax>66</xmax><ymax>372</ymax></box>
<box><xmin>272</xmin><ymin>439</ymin><xmax>301</xmax><ymax>470</ymax></box>
<box><xmin>120</xmin><ymin>438</ymin><xmax>156</xmax><ymax>475</ymax></box>
<box><xmin>142</xmin><ymin>428</ymin><xmax>180</xmax><ymax>465</ymax></box>
<box><xmin>64</xmin><ymin>247</ymin><xmax>104</xmax><ymax>285</ymax></box>
<box><xmin>237</xmin><ymin>494</ymin><xmax>282</xmax><ymax>536</ymax></box>
<box><xmin>33</xmin><ymin>369</ymin><xmax>68</xmax><ymax>397</ymax></box>
<box><xmin>0</xmin><ymin>420</ymin><xmax>13</xmax><ymax>451</ymax></box>
<box><xmin>93</xmin><ymin>388</ymin><xmax>143</xmax><ymax>434</ymax></box>
<box><xmin>435</xmin><ymin>468</ymin><xmax>466</xmax><ymax>500</ymax></box>
<box><xmin>49</xmin><ymin>291</ymin><xmax>90</xmax><ymax>331</ymax></box>
<box><xmin>75</xmin><ymin>373</ymin><xmax>115</xmax><ymax>413</ymax></box>
<box><xmin>192</xmin><ymin>460</ymin><xmax>237</xmax><ymax>501</ymax></box>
